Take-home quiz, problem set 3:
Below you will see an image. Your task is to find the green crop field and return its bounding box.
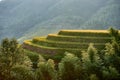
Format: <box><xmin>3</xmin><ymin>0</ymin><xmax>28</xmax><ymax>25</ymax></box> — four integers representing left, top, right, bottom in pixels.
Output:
<box><xmin>58</xmin><ymin>30</ymin><xmax>111</xmax><ymax>37</ymax></box>
<box><xmin>47</xmin><ymin>34</ymin><xmax>112</xmax><ymax>43</ymax></box>
<box><xmin>23</xmin><ymin>30</ymin><xmax>113</xmax><ymax>55</ymax></box>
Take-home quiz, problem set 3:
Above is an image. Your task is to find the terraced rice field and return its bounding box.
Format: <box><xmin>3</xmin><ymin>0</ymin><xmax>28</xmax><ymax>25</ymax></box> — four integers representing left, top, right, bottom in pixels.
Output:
<box><xmin>23</xmin><ymin>30</ymin><xmax>112</xmax><ymax>54</ymax></box>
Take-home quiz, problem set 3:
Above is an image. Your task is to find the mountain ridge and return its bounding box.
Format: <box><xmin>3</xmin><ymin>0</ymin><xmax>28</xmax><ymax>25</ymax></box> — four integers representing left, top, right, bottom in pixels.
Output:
<box><xmin>0</xmin><ymin>0</ymin><xmax>119</xmax><ymax>42</ymax></box>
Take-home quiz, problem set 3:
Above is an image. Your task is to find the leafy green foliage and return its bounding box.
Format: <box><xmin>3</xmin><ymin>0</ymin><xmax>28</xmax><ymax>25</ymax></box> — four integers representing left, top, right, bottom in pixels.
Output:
<box><xmin>90</xmin><ymin>74</ymin><xmax>99</xmax><ymax>80</ymax></box>
<box><xmin>109</xmin><ymin>28</ymin><xmax>120</xmax><ymax>43</ymax></box>
<box><xmin>35</xmin><ymin>59</ymin><xmax>57</xmax><ymax>80</ymax></box>
<box><xmin>11</xmin><ymin>65</ymin><xmax>34</xmax><ymax>80</ymax></box>
<box><xmin>102</xmin><ymin>66</ymin><xmax>120</xmax><ymax>80</ymax></box>
<box><xmin>103</xmin><ymin>28</ymin><xmax>120</xmax><ymax>73</ymax></box>
<box><xmin>58</xmin><ymin>52</ymin><xmax>83</xmax><ymax>80</ymax></box>
<box><xmin>0</xmin><ymin>38</ymin><xmax>32</xmax><ymax>80</ymax></box>
<box><xmin>82</xmin><ymin>43</ymin><xmax>103</xmax><ymax>79</ymax></box>
<box><xmin>24</xmin><ymin>50</ymin><xmax>39</xmax><ymax>69</ymax></box>
<box><xmin>1</xmin><ymin>28</ymin><xmax>120</xmax><ymax>80</ymax></box>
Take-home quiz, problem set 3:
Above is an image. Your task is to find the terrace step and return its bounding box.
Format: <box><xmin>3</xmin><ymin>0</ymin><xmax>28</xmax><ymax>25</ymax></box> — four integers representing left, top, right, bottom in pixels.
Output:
<box><xmin>32</xmin><ymin>37</ymin><xmax>106</xmax><ymax>50</ymax></box>
<box><xmin>23</xmin><ymin>30</ymin><xmax>114</xmax><ymax>55</ymax></box>
<box><xmin>23</xmin><ymin>40</ymin><xmax>85</xmax><ymax>54</ymax></box>
<box><xmin>47</xmin><ymin>34</ymin><xmax>112</xmax><ymax>43</ymax></box>
<box><xmin>58</xmin><ymin>30</ymin><xmax>111</xmax><ymax>37</ymax></box>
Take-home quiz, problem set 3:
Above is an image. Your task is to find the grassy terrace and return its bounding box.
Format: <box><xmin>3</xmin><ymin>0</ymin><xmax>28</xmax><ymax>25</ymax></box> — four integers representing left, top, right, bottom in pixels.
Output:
<box><xmin>23</xmin><ymin>30</ymin><xmax>113</xmax><ymax>55</ymax></box>
<box><xmin>32</xmin><ymin>37</ymin><xmax>106</xmax><ymax>49</ymax></box>
<box><xmin>58</xmin><ymin>30</ymin><xmax>111</xmax><ymax>37</ymax></box>
<box><xmin>23</xmin><ymin>40</ymin><xmax>84</xmax><ymax>54</ymax></box>
<box><xmin>47</xmin><ymin>34</ymin><xmax>112</xmax><ymax>43</ymax></box>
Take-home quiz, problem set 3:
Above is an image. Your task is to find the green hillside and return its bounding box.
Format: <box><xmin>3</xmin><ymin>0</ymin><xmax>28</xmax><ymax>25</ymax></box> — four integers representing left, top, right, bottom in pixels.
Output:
<box><xmin>23</xmin><ymin>30</ymin><xmax>112</xmax><ymax>55</ymax></box>
<box><xmin>18</xmin><ymin>15</ymin><xmax>84</xmax><ymax>42</ymax></box>
<box><xmin>82</xmin><ymin>0</ymin><xmax>120</xmax><ymax>29</ymax></box>
<box><xmin>19</xmin><ymin>0</ymin><xmax>120</xmax><ymax>42</ymax></box>
<box><xmin>0</xmin><ymin>0</ymin><xmax>120</xmax><ymax>42</ymax></box>
<box><xmin>0</xmin><ymin>0</ymin><xmax>108</xmax><ymax>41</ymax></box>
<box><xmin>1</xmin><ymin>29</ymin><xmax>120</xmax><ymax>80</ymax></box>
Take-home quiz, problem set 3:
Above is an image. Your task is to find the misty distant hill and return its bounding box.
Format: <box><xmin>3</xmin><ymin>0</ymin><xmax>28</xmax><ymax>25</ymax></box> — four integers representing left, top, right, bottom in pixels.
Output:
<box><xmin>0</xmin><ymin>0</ymin><xmax>119</xmax><ymax>42</ymax></box>
<box><xmin>82</xmin><ymin>0</ymin><xmax>120</xmax><ymax>29</ymax></box>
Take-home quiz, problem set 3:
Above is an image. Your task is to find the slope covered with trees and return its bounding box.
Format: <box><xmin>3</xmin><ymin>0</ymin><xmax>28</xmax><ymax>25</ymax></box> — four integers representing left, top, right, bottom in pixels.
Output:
<box><xmin>0</xmin><ymin>0</ymin><xmax>119</xmax><ymax>42</ymax></box>
<box><xmin>0</xmin><ymin>0</ymin><xmax>108</xmax><ymax>41</ymax></box>
<box><xmin>82</xmin><ymin>0</ymin><xmax>120</xmax><ymax>29</ymax></box>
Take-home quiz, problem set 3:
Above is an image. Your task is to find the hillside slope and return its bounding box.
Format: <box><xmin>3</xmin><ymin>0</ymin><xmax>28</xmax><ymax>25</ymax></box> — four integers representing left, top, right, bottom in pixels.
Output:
<box><xmin>0</xmin><ymin>0</ymin><xmax>58</xmax><ymax>39</ymax></box>
<box><xmin>23</xmin><ymin>30</ymin><xmax>112</xmax><ymax>55</ymax></box>
<box><xmin>82</xmin><ymin>0</ymin><xmax>120</xmax><ymax>29</ymax></box>
<box><xmin>0</xmin><ymin>0</ymin><xmax>107</xmax><ymax>41</ymax></box>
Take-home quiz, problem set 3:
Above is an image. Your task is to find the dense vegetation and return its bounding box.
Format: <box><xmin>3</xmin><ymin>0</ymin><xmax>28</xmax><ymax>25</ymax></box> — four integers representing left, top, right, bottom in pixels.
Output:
<box><xmin>82</xmin><ymin>0</ymin><xmax>120</xmax><ymax>29</ymax></box>
<box><xmin>0</xmin><ymin>28</ymin><xmax>120</xmax><ymax>80</ymax></box>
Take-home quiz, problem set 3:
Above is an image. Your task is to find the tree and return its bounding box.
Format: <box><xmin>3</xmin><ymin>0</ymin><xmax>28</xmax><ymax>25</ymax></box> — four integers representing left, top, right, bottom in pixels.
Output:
<box><xmin>102</xmin><ymin>66</ymin><xmax>120</xmax><ymax>80</ymax></box>
<box><xmin>100</xmin><ymin>28</ymin><xmax>120</xmax><ymax>79</ymax></box>
<box><xmin>0</xmin><ymin>38</ymin><xmax>32</xmax><ymax>80</ymax></box>
<box><xmin>109</xmin><ymin>28</ymin><xmax>120</xmax><ymax>56</ymax></box>
<box><xmin>35</xmin><ymin>58</ymin><xmax>57</xmax><ymax>80</ymax></box>
<box><xmin>109</xmin><ymin>27</ymin><xmax>120</xmax><ymax>44</ymax></box>
<box><xmin>82</xmin><ymin>43</ymin><xmax>102</xmax><ymax>80</ymax></box>
<box><xmin>58</xmin><ymin>52</ymin><xmax>85</xmax><ymax>80</ymax></box>
<box><xmin>107</xmin><ymin>28</ymin><xmax>120</xmax><ymax>73</ymax></box>
<box><xmin>90</xmin><ymin>74</ymin><xmax>99</xmax><ymax>80</ymax></box>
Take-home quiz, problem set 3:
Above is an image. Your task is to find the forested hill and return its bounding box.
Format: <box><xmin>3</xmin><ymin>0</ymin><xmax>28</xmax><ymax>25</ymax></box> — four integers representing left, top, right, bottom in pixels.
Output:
<box><xmin>82</xmin><ymin>0</ymin><xmax>120</xmax><ymax>29</ymax></box>
<box><xmin>0</xmin><ymin>0</ymin><xmax>119</xmax><ymax>42</ymax></box>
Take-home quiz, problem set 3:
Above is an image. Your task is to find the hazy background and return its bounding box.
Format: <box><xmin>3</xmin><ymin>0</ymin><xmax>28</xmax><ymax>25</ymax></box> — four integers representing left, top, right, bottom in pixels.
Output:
<box><xmin>0</xmin><ymin>0</ymin><xmax>120</xmax><ymax>42</ymax></box>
